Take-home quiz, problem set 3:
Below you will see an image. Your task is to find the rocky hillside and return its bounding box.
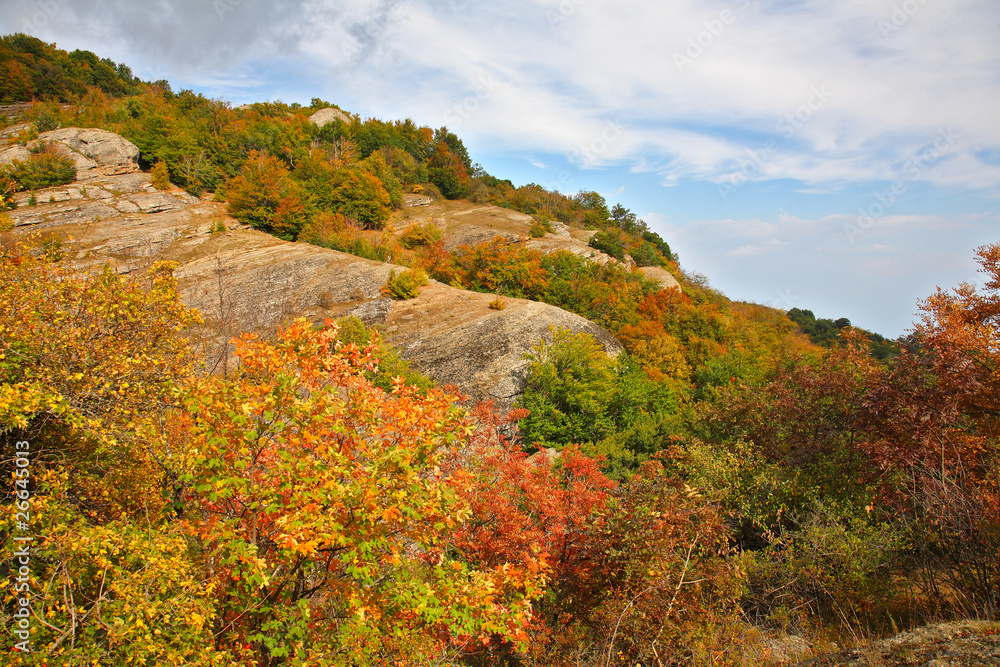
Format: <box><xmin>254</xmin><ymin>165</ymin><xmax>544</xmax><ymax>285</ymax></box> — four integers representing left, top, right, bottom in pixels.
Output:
<box><xmin>393</xmin><ymin>192</ymin><xmax>682</xmax><ymax>292</ymax></box>
<box><xmin>3</xmin><ymin>127</ymin><xmax>623</xmax><ymax>407</ymax></box>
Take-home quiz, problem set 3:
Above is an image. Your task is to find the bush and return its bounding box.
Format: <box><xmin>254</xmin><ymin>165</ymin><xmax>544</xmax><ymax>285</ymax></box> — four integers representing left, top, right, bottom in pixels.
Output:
<box><xmin>381</xmin><ymin>268</ymin><xmax>428</xmax><ymax>300</ymax></box>
<box><xmin>588</xmin><ymin>229</ymin><xmax>626</xmax><ymax>261</ymax></box>
<box><xmin>1</xmin><ymin>178</ymin><xmax>16</xmax><ymax>211</ymax></box>
<box><xmin>631</xmin><ymin>240</ymin><xmax>666</xmax><ymax>267</ymax></box>
<box><xmin>742</xmin><ymin>506</ymin><xmax>905</xmax><ymax>632</ymax></box>
<box><xmin>0</xmin><ymin>145</ymin><xmax>76</xmax><ymax>191</ymax></box>
<box><xmin>488</xmin><ymin>297</ymin><xmax>507</xmax><ymax>310</ymax></box>
<box><xmin>151</xmin><ymin>161</ymin><xmax>171</xmax><ymax>190</ymax></box>
<box><xmin>529</xmin><ymin>218</ymin><xmax>551</xmax><ymax>238</ymax></box>
<box><xmin>399</xmin><ymin>222</ymin><xmax>442</xmax><ymax>249</ymax></box>
<box><xmin>35</xmin><ymin>109</ymin><xmax>60</xmax><ymax>133</ymax></box>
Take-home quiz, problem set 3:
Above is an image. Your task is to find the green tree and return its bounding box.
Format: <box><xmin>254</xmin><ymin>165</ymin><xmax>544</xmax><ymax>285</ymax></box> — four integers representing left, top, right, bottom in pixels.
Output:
<box><xmin>517</xmin><ymin>327</ymin><xmax>617</xmax><ymax>448</ymax></box>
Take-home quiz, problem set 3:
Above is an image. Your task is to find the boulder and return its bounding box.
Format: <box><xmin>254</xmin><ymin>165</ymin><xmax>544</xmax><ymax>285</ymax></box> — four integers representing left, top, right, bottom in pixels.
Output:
<box><xmin>32</xmin><ymin>128</ymin><xmax>140</xmax><ymax>178</ymax></box>
<box><xmin>638</xmin><ymin>265</ymin><xmax>682</xmax><ymax>291</ymax></box>
<box><xmin>0</xmin><ymin>144</ymin><xmax>31</xmax><ymax>166</ymax></box>
<box><xmin>308</xmin><ymin>107</ymin><xmax>353</xmax><ymax>128</ymax></box>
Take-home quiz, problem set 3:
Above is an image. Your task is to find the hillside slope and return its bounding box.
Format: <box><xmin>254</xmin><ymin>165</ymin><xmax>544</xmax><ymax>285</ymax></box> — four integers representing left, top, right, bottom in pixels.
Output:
<box><xmin>4</xmin><ymin>127</ymin><xmax>622</xmax><ymax>406</ymax></box>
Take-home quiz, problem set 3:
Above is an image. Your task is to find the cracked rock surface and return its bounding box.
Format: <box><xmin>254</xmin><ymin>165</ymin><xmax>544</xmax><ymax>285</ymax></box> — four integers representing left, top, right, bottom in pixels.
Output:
<box><xmin>6</xmin><ymin>128</ymin><xmax>624</xmax><ymax>409</ymax></box>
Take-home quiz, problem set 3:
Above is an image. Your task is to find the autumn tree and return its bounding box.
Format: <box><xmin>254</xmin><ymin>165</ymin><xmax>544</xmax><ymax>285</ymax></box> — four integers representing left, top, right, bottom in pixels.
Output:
<box><xmin>861</xmin><ymin>242</ymin><xmax>1000</xmax><ymax>616</ymax></box>
<box><xmin>0</xmin><ymin>248</ymin><xmax>225</xmax><ymax>665</ymax></box>
<box><xmin>224</xmin><ymin>150</ymin><xmax>307</xmax><ymax>239</ymax></box>
<box><xmin>176</xmin><ymin>319</ymin><xmax>542</xmax><ymax>665</ymax></box>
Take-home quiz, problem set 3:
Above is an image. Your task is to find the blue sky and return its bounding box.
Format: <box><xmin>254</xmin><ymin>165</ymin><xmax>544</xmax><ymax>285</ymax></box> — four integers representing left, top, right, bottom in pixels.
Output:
<box><xmin>4</xmin><ymin>0</ymin><xmax>998</xmax><ymax>337</ymax></box>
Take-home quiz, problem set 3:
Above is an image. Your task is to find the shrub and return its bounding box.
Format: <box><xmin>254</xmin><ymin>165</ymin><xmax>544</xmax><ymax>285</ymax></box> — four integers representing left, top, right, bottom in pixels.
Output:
<box><xmin>0</xmin><ymin>144</ymin><xmax>76</xmax><ymax>191</ymax></box>
<box><xmin>224</xmin><ymin>150</ymin><xmax>307</xmax><ymax>239</ymax></box>
<box><xmin>588</xmin><ymin>229</ymin><xmax>626</xmax><ymax>261</ymax></box>
<box><xmin>1</xmin><ymin>178</ymin><xmax>16</xmax><ymax>211</ymax></box>
<box><xmin>399</xmin><ymin>222</ymin><xmax>442</xmax><ymax>249</ymax></box>
<box><xmin>488</xmin><ymin>297</ymin><xmax>507</xmax><ymax>310</ymax></box>
<box><xmin>742</xmin><ymin>506</ymin><xmax>905</xmax><ymax>632</ymax></box>
<box><xmin>35</xmin><ymin>109</ymin><xmax>60</xmax><ymax>133</ymax></box>
<box><xmin>151</xmin><ymin>161</ymin><xmax>171</xmax><ymax>190</ymax></box>
<box><xmin>381</xmin><ymin>268</ymin><xmax>428</xmax><ymax>300</ymax></box>
<box><xmin>529</xmin><ymin>218</ymin><xmax>551</xmax><ymax>238</ymax></box>
<box><xmin>631</xmin><ymin>240</ymin><xmax>667</xmax><ymax>267</ymax></box>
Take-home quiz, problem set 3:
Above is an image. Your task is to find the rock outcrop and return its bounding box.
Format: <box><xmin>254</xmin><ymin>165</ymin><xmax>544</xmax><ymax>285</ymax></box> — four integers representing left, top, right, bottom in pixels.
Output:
<box><xmin>798</xmin><ymin>621</ymin><xmax>1000</xmax><ymax>666</ymax></box>
<box><xmin>0</xmin><ymin>127</ymin><xmax>140</xmax><ymax>179</ymax></box>
<box><xmin>7</xmin><ymin>129</ymin><xmax>624</xmax><ymax>409</ymax></box>
<box><xmin>308</xmin><ymin>107</ymin><xmax>353</xmax><ymax>127</ymax></box>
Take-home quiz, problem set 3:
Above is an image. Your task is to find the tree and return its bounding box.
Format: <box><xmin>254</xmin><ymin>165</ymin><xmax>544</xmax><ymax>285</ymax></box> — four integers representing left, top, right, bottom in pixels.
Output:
<box><xmin>861</xmin><ymin>243</ymin><xmax>1000</xmax><ymax>615</ymax></box>
<box><xmin>224</xmin><ymin>150</ymin><xmax>306</xmax><ymax>238</ymax></box>
<box><xmin>0</xmin><ymin>249</ymin><xmax>222</xmax><ymax>665</ymax></box>
<box><xmin>427</xmin><ymin>141</ymin><xmax>470</xmax><ymax>200</ymax></box>
<box><xmin>176</xmin><ymin>319</ymin><xmax>540</xmax><ymax>664</ymax></box>
<box><xmin>517</xmin><ymin>327</ymin><xmax>617</xmax><ymax>448</ymax></box>
<box><xmin>150</xmin><ymin>160</ymin><xmax>171</xmax><ymax>190</ymax></box>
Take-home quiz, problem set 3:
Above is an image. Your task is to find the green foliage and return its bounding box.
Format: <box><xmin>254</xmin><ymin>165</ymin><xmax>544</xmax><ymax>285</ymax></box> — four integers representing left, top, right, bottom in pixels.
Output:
<box><xmin>0</xmin><ymin>145</ymin><xmax>76</xmax><ymax>191</ymax></box>
<box><xmin>517</xmin><ymin>327</ymin><xmax>617</xmax><ymax>448</ymax></box>
<box><xmin>788</xmin><ymin>307</ymin><xmax>898</xmax><ymax>361</ymax></box>
<box><xmin>573</xmin><ymin>190</ymin><xmax>610</xmax><ymax>228</ymax></box>
<box><xmin>0</xmin><ymin>34</ymin><xmax>139</xmax><ymax>103</ymax></box>
<box><xmin>1</xmin><ymin>179</ymin><xmax>16</xmax><ymax>211</ymax></box>
<box><xmin>150</xmin><ymin>160</ymin><xmax>170</xmax><ymax>190</ymax></box>
<box><xmin>631</xmin><ymin>240</ymin><xmax>667</xmax><ymax>267</ymax></box>
<box><xmin>742</xmin><ymin>506</ymin><xmax>905</xmax><ymax>630</ymax></box>
<box><xmin>428</xmin><ymin>140</ymin><xmax>471</xmax><ymax>199</ymax></box>
<box><xmin>588</xmin><ymin>229</ymin><xmax>627</xmax><ymax>261</ymax></box>
<box><xmin>529</xmin><ymin>217</ymin><xmax>551</xmax><ymax>238</ymax></box>
<box><xmin>381</xmin><ymin>267</ymin><xmax>428</xmax><ymax>300</ymax></box>
<box><xmin>333</xmin><ymin>315</ymin><xmax>434</xmax><ymax>393</ymax></box>
<box><xmin>642</xmin><ymin>229</ymin><xmax>674</xmax><ymax>262</ymax></box>
<box><xmin>399</xmin><ymin>221</ymin><xmax>442</xmax><ymax>249</ymax></box>
<box><xmin>223</xmin><ymin>150</ymin><xmax>306</xmax><ymax>239</ymax></box>
<box><xmin>34</xmin><ymin>109</ymin><xmax>59</xmax><ymax>133</ymax></box>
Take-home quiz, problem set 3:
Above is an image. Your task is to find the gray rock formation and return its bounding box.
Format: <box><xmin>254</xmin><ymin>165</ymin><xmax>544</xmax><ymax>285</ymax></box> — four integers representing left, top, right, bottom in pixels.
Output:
<box><xmin>0</xmin><ymin>127</ymin><xmax>140</xmax><ymax>179</ymax></box>
<box><xmin>8</xmin><ymin>130</ymin><xmax>624</xmax><ymax>410</ymax></box>
<box><xmin>798</xmin><ymin>621</ymin><xmax>1000</xmax><ymax>666</ymax></box>
<box><xmin>638</xmin><ymin>265</ymin><xmax>682</xmax><ymax>291</ymax></box>
<box><xmin>308</xmin><ymin>107</ymin><xmax>353</xmax><ymax>127</ymax></box>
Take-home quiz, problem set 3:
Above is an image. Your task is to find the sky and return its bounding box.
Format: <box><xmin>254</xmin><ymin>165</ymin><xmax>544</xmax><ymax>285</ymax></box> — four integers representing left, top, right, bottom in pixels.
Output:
<box><xmin>3</xmin><ymin>0</ymin><xmax>998</xmax><ymax>337</ymax></box>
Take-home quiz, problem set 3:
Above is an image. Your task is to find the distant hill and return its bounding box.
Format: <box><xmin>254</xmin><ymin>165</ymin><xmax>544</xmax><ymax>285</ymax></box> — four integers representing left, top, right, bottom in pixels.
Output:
<box><xmin>787</xmin><ymin>307</ymin><xmax>898</xmax><ymax>360</ymax></box>
<box><xmin>0</xmin><ymin>33</ymin><xmax>140</xmax><ymax>103</ymax></box>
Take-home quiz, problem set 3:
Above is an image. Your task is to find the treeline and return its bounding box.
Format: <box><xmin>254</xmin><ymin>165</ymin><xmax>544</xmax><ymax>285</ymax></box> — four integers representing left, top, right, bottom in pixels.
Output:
<box><xmin>513</xmin><ymin>244</ymin><xmax>1000</xmax><ymax>637</ymax></box>
<box><xmin>788</xmin><ymin>307</ymin><xmax>898</xmax><ymax>360</ymax></box>
<box><xmin>0</xmin><ymin>34</ymin><xmax>140</xmax><ymax>103</ymax></box>
<box><xmin>0</xmin><ymin>34</ymin><xmax>672</xmax><ymax>268</ymax></box>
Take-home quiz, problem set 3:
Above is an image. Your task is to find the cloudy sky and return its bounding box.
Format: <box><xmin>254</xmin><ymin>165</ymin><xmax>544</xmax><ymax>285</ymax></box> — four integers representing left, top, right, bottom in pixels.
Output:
<box><xmin>5</xmin><ymin>0</ymin><xmax>998</xmax><ymax>336</ymax></box>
